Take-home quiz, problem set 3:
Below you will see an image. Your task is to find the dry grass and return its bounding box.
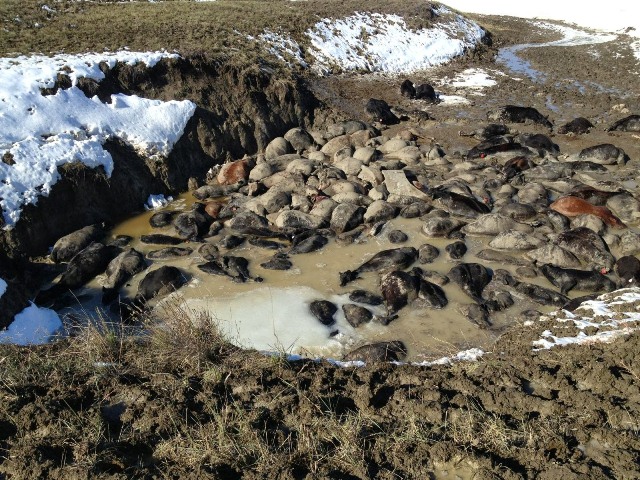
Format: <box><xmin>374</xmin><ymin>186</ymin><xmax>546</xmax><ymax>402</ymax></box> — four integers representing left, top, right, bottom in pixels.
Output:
<box><xmin>0</xmin><ymin>295</ymin><xmax>236</xmax><ymax>392</ymax></box>
<box><xmin>1</xmin><ymin>0</ymin><xmax>445</xmax><ymax>57</ymax></box>
<box><xmin>141</xmin><ymin>294</ymin><xmax>239</xmax><ymax>373</ymax></box>
<box><xmin>2</xmin><ymin>299</ymin><xmax>638</xmax><ymax>478</ymax></box>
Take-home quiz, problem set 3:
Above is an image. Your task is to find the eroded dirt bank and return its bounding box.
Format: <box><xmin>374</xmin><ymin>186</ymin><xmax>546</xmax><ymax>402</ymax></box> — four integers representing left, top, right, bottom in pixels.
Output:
<box><xmin>0</xmin><ymin>56</ymin><xmax>320</xmax><ymax>260</ymax></box>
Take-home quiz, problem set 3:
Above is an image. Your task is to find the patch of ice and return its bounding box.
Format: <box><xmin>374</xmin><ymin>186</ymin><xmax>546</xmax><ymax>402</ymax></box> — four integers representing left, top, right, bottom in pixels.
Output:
<box><xmin>0</xmin><ymin>51</ymin><xmax>196</xmax><ymax>228</ymax></box>
<box><xmin>438</xmin><ymin>94</ymin><xmax>471</xmax><ymax>105</ymax></box>
<box><xmin>145</xmin><ymin>194</ymin><xmax>173</xmax><ymax>210</ymax></box>
<box><xmin>181</xmin><ymin>286</ymin><xmax>382</xmax><ymax>357</ymax></box>
<box><xmin>533</xmin><ymin>22</ymin><xmax>617</xmax><ymax>47</ymax></box>
<box><xmin>305</xmin><ymin>8</ymin><xmax>485</xmax><ymax>74</ymax></box>
<box><xmin>94</xmin><ymin>362</ymin><xmax>118</xmax><ymax>367</ymax></box>
<box><xmin>275</xmin><ymin>348</ymin><xmax>484</xmax><ymax>369</ymax></box>
<box><xmin>0</xmin><ymin>303</ymin><xmax>62</xmax><ymax>346</ymax></box>
<box><xmin>330</xmin><ymin>360</ymin><xmax>367</xmax><ymax>368</ymax></box>
<box><xmin>0</xmin><ymin>278</ymin><xmax>7</xmax><ymax>299</ymax></box>
<box><xmin>405</xmin><ymin>348</ymin><xmax>485</xmax><ymax>367</ymax></box>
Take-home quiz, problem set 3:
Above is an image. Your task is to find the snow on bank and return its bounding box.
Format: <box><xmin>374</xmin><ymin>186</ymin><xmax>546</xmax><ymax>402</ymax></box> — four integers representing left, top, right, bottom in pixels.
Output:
<box><xmin>257</xmin><ymin>7</ymin><xmax>485</xmax><ymax>74</ymax></box>
<box><xmin>253</xmin><ymin>31</ymin><xmax>308</xmax><ymax>68</ymax></box>
<box><xmin>532</xmin><ymin>288</ymin><xmax>640</xmax><ymax>350</ymax></box>
<box><xmin>307</xmin><ymin>7</ymin><xmax>484</xmax><ymax>74</ymax></box>
<box><xmin>0</xmin><ymin>303</ymin><xmax>62</xmax><ymax>346</ymax></box>
<box><xmin>0</xmin><ymin>51</ymin><xmax>197</xmax><ymax>228</ymax></box>
<box><xmin>0</xmin><ymin>278</ymin><xmax>7</xmax><ymax>299</ymax></box>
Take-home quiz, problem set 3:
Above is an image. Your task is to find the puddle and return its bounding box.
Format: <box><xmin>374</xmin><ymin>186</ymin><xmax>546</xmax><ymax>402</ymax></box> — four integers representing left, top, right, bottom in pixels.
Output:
<box><xmin>55</xmin><ymin>189</ymin><xmax>583</xmax><ymax>361</ymax></box>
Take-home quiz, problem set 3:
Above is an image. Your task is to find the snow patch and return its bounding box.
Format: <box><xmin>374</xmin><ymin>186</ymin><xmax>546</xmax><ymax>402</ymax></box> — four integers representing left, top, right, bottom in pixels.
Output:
<box><xmin>437</xmin><ymin>68</ymin><xmax>498</xmax><ymax>104</ymax></box>
<box><xmin>438</xmin><ymin>94</ymin><xmax>472</xmax><ymax>105</ymax></box>
<box><xmin>0</xmin><ymin>51</ymin><xmax>196</xmax><ymax>228</ymax></box>
<box><xmin>255</xmin><ymin>31</ymin><xmax>308</xmax><ymax>68</ymax></box>
<box><xmin>301</xmin><ymin>8</ymin><xmax>484</xmax><ymax>74</ymax></box>
<box><xmin>0</xmin><ymin>303</ymin><xmax>62</xmax><ymax>346</ymax></box>
<box><xmin>533</xmin><ymin>288</ymin><xmax>640</xmax><ymax>350</ymax></box>
<box><xmin>280</xmin><ymin>348</ymin><xmax>484</xmax><ymax>368</ymax></box>
<box><xmin>533</xmin><ymin>21</ymin><xmax>617</xmax><ymax>48</ymax></box>
<box><xmin>0</xmin><ymin>278</ymin><xmax>6</xmax><ymax>299</ymax></box>
<box><xmin>449</xmin><ymin>68</ymin><xmax>498</xmax><ymax>89</ymax></box>
<box><xmin>145</xmin><ymin>194</ymin><xmax>173</xmax><ymax>210</ymax></box>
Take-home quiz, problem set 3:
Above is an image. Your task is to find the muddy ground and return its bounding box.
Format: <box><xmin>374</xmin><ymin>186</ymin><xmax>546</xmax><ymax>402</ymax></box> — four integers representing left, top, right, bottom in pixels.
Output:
<box><xmin>2</xmin><ymin>14</ymin><xmax>640</xmax><ymax>480</ymax></box>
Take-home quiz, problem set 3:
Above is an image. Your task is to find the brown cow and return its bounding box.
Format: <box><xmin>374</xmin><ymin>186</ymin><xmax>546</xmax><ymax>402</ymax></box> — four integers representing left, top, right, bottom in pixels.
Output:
<box><xmin>550</xmin><ymin>196</ymin><xmax>626</xmax><ymax>228</ymax></box>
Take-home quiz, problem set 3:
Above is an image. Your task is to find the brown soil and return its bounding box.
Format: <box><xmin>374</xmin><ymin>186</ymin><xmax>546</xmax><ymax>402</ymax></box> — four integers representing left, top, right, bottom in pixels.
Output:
<box><xmin>1</xmin><ymin>305</ymin><xmax>639</xmax><ymax>479</ymax></box>
<box><xmin>2</xmin><ymin>14</ymin><xmax>640</xmax><ymax>480</ymax></box>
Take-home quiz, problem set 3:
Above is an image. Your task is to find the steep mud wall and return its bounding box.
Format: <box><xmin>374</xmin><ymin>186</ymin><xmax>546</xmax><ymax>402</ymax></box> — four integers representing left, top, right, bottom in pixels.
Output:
<box><xmin>0</xmin><ymin>56</ymin><xmax>320</xmax><ymax>259</ymax></box>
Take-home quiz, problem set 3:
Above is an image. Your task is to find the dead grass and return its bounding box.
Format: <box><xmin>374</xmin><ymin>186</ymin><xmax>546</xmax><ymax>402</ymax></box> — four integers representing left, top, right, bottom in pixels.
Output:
<box><xmin>2</xmin><ymin>299</ymin><xmax>639</xmax><ymax>478</ymax></box>
<box><xmin>0</xmin><ymin>294</ymin><xmax>236</xmax><ymax>392</ymax></box>
<box><xmin>1</xmin><ymin>0</ymin><xmax>444</xmax><ymax>57</ymax></box>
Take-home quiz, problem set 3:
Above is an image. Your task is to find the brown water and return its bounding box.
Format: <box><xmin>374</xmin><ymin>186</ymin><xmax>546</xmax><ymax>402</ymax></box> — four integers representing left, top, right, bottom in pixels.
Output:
<box><xmin>79</xmin><ymin>191</ymin><xmax>572</xmax><ymax>362</ymax></box>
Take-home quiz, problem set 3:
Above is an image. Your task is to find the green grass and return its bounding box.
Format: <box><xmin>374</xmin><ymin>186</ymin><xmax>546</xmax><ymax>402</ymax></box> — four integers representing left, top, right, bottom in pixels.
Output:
<box><xmin>0</xmin><ymin>0</ymin><xmax>444</xmax><ymax>57</ymax></box>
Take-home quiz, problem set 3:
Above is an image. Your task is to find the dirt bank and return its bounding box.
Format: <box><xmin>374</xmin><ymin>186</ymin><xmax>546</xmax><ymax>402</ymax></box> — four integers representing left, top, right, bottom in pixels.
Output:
<box><xmin>0</xmin><ymin>56</ymin><xmax>321</xmax><ymax>260</ymax></box>
<box><xmin>1</xmin><ymin>299</ymin><xmax>639</xmax><ymax>479</ymax></box>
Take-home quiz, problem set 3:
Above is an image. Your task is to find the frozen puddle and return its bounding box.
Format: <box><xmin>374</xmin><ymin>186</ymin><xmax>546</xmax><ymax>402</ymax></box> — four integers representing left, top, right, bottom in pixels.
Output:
<box><xmin>178</xmin><ymin>286</ymin><xmax>386</xmax><ymax>357</ymax></box>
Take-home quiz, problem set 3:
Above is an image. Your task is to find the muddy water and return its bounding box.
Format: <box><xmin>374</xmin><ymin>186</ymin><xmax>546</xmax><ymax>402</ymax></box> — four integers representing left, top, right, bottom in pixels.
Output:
<box><xmin>84</xmin><ymin>191</ymin><xmax>573</xmax><ymax>362</ymax></box>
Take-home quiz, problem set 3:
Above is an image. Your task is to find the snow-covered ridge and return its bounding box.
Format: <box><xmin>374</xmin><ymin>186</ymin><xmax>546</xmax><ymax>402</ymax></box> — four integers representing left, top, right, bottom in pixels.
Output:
<box><xmin>256</xmin><ymin>7</ymin><xmax>486</xmax><ymax>74</ymax></box>
<box><xmin>0</xmin><ymin>51</ymin><xmax>197</xmax><ymax>228</ymax></box>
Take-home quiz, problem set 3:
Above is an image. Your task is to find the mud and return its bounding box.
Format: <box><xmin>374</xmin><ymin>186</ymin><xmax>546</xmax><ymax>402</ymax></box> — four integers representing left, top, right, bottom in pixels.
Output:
<box><xmin>1</xmin><ymin>305</ymin><xmax>639</xmax><ymax>479</ymax></box>
<box><xmin>52</xmin><ymin>16</ymin><xmax>640</xmax><ymax>362</ymax></box>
